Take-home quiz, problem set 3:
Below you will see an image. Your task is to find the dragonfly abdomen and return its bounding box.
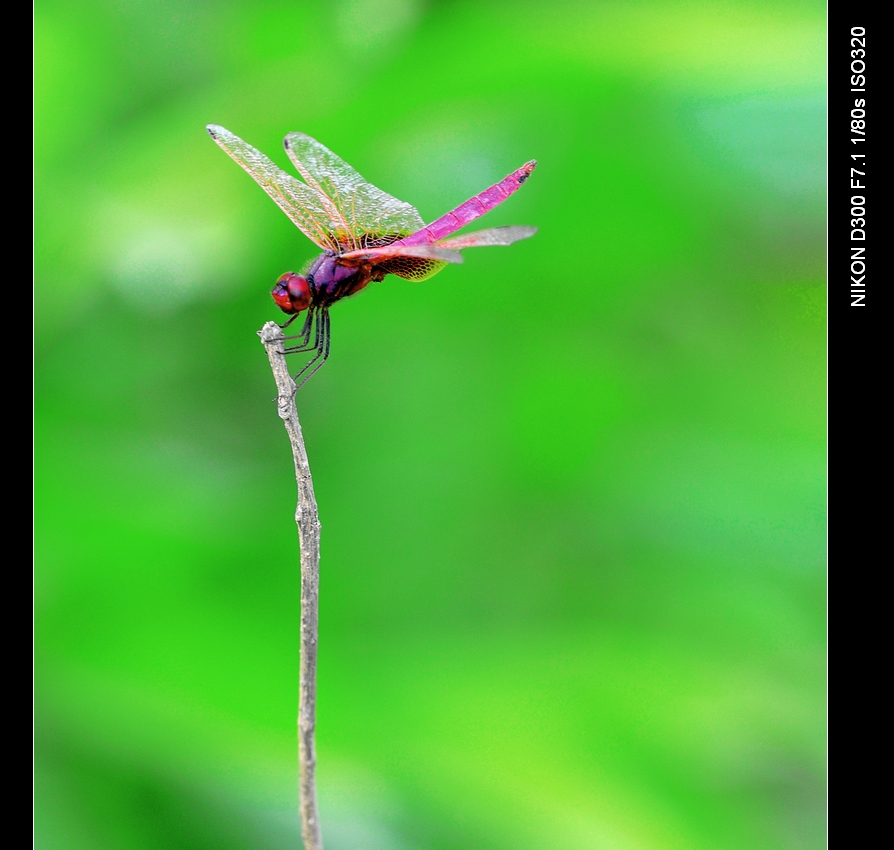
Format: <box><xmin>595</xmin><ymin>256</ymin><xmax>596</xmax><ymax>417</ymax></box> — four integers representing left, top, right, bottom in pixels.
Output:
<box><xmin>400</xmin><ymin>161</ymin><xmax>537</xmax><ymax>245</ymax></box>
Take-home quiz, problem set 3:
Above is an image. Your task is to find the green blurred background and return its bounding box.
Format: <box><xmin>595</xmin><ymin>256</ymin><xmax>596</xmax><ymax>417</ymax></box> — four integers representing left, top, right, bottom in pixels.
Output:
<box><xmin>34</xmin><ymin>1</ymin><xmax>826</xmax><ymax>847</ymax></box>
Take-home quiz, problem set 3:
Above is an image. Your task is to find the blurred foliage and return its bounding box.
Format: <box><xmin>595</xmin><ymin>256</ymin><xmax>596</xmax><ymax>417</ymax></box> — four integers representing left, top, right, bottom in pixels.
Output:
<box><xmin>35</xmin><ymin>1</ymin><xmax>826</xmax><ymax>848</ymax></box>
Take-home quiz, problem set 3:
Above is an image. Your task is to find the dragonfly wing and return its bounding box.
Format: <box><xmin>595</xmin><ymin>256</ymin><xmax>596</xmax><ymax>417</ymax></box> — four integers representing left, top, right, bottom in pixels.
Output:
<box><xmin>284</xmin><ymin>132</ymin><xmax>425</xmax><ymax>252</ymax></box>
<box><xmin>338</xmin><ymin>228</ymin><xmax>536</xmax><ymax>282</ymax></box>
<box><xmin>436</xmin><ymin>225</ymin><xmax>538</xmax><ymax>249</ymax></box>
<box><xmin>339</xmin><ymin>244</ymin><xmax>462</xmax><ymax>264</ymax></box>
<box><xmin>208</xmin><ymin>125</ymin><xmax>341</xmax><ymax>252</ymax></box>
<box><xmin>338</xmin><ymin>244</ymin><xmax>460</xmax><ymax>283</ymax></box>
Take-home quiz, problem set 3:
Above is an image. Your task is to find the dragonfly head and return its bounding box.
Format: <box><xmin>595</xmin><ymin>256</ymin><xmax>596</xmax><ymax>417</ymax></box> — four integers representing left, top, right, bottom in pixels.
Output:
<box><xmin>272</xmin><ymin>272</ymin><xmax>311</xmax><ymax>314</ymax></box>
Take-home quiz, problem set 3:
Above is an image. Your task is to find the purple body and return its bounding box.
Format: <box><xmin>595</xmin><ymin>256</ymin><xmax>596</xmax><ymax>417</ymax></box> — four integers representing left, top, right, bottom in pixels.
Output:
<box><xmin>396</xmin><ymin>162</ymin><xmax>536</xmax><ymax>246</ymax></box>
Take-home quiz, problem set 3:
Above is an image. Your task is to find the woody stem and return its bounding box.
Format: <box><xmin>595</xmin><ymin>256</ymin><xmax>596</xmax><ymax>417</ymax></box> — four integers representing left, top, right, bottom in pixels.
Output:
<box><xmin>258</xmin><ymin>321</ymin><xmax>324</xmax><ymax>850</ymax></box>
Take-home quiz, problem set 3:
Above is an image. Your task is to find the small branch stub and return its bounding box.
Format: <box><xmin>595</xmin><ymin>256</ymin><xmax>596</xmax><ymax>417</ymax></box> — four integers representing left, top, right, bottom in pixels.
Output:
<box><xmin>259</xmin><ymin>321</ymin><xmax>324</xmax><ymax>850</ymax></box>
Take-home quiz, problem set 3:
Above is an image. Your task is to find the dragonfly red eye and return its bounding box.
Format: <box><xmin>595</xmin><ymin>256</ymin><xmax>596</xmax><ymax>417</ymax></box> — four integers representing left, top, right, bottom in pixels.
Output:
<box><xmin>271</xmin><ymin>272</ymin><xmax>311</xmax><ymax>313</ymax></box>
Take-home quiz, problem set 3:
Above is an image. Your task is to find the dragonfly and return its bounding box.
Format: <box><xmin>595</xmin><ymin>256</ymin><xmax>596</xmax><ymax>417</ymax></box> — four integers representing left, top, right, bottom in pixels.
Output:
<box><xmin>207</xmin><ymin>125</ymin><xmax>537</xmax><ymax>388</ymax></box>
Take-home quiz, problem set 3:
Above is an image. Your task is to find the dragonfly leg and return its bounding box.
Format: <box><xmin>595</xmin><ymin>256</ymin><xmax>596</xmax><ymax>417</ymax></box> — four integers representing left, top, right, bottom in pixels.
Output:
<box><xmin>292</xmin><ymin>309</ymin><xmax>331</xmax><ymax>390</ymax></box>
<box><xmin>279</xmin><ymin>312</ymin><xmax>300</xmax><ymax>330</ymax></box>
<box><xmin>280</xmin><ymin>307</ymin><xmax>314</xmax><ymax>347</ymax></box>
<box><xmin>282</xmin><ymin>309</ymin><xmax>321</xmax><ymax>354</ymax></box>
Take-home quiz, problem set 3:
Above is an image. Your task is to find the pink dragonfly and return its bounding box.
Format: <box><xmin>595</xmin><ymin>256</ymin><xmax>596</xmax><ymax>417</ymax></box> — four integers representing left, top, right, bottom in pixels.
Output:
<box><xmin>208</xmin><ymin>125</ymin><xmax>537</xmax><ymax>387</ymax></box>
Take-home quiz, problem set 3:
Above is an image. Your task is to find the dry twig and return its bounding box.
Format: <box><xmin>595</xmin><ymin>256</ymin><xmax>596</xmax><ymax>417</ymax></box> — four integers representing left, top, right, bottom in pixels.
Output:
<box><xmin>259</xmin><ymin>321</ymin><xmax>323</xmax><ymax>850</ymax></box>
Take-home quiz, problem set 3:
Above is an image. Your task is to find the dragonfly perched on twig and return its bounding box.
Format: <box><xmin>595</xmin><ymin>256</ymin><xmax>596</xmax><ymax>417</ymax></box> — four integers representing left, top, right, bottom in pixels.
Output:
<box><xmin>208</xmin><ymin>125</ymin><xmax>537</xmax><ymax>388</ymax></box>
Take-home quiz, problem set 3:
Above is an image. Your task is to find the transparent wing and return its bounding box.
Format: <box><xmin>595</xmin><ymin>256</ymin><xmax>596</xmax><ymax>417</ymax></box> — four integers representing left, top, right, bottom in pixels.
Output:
<box><xmin>207</xmin><ymin>125</ymin><xmax>341</xmax><ymax>252</ymax></box>
<box><xmin>339</xmin><ymin>225</ymin><xmax>537</xmax><ymax>282</ymax></box>
<box><xmin>435</xmin><ymin>225</ymin><xmax>538</xmax><ymax>249</ymax></box>
<box><xmin>338</xmin><ymin>243</ymin><xmax>463</xmax><ymax>265</ymax></box>
<box><xmin>374</xmin><ymin>256</ymin><xmax>448</xmax><ymax>282</ymax></box>
<box><xmin>284</xmin><ymin>132</ymin><xmax>425</xmax><ymax>252</ymax></box>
